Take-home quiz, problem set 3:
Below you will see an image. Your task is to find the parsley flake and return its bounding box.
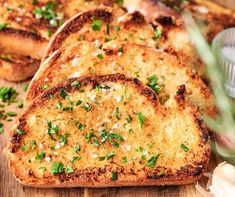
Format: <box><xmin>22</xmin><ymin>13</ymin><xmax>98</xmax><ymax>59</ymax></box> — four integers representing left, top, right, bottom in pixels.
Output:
<box><xmin>147</xmin><ymin>154</ymin><xmax>160</xmax><ymax>168</ymax></box>
<box><xmin>50</xmin><ymin>161</ymin><xmax>64</xmax><ymax>174</ymax></box>
<box><xmin>91</xmin><ymin>19</ymin><xmax>103</xmax><ymax>31</ymax></box>
<box><xmin>181</xmin><ymin>144</ymin><xmax>189</xmax><ymax>152</ymax></box>
<box><xmin>137</xmin><ymin>112</ymin><xmax>146</xmax><ymax>128</ymax></box>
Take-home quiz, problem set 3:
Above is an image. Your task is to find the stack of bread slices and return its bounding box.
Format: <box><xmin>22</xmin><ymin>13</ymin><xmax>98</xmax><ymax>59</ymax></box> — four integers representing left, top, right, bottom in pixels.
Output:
<box><xmin>6</xmin><ymin>4</ymin><xmax>216</xmax><ymax>187</ymax></box>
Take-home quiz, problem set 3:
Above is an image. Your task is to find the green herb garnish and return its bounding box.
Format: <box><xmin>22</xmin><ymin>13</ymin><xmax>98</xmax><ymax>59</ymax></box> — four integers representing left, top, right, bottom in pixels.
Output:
<box><xmin>97</xmin><ymin>53</ymin><xmax>103</xmax><ymax>59</ymax></box>
<box><xmin>35</xmin><ymin>151</ymin><xmax>45</xmax><ymax>162</ymax></box>
<box><xmin>92</xmin><ymin>19</ymin><xmax>103</xmax><ymax>31</ymax></box>
<box><xmin>112</xmin><ymin>172</ymin><xmax>118</xmax><ymax>180</ymax></box>
<box><xmin>59</xmin><ymin>133</ymin><xmax>70</xmax><ymax>147</ymax></box>
<box><xmin>137</xmin><ymin>112</ymin><xmax>146</xmax><ymax>128</ymax></box>
<box><xmin>82</xmin><ymin>102</ymin><xmax>91</xmax><ymax>112</ymax></box>
<box><xmin>60</xmin><ymin>88</ymin><xmax>68</xmax><ymax>99</ymax></box>
<box><xmin>122</xmin><ymin>156</ymin><xmax>128</xmax><ymax>164</ymax></box>
<box><xmin>65</xmin><ymin>165</ymin><xmax>74</xmax><ymax>173</ymax></box>
<box><xmin>0</xmin><ymin>87</ymin><xmax>18</xmax><ymax>104</ymax></box>
<box><xmin>16</xmin><ymin>129</ymin><xmax>26</xmax><ymax>135</ymax></box>
<box><xmin>0</xmin><ymin>23</ymin><xmax>8</xmax><ymax>30</ymax></box>
<box><xmin>106</xmin><ymin>151</ymin><xmax>115</xmax><ymax>160</ymax></box>
<box><xmin>7</xmin><ymin>112</ymin><xmax>17</xmax><ymax>116</ymax></box>
<box><xmin>181</xmin><ymin>144</ymin><xmax>189</xmax><ymax>152</ymax></box>
<box><xmin>127</xmin><ymin>115</ymin><xmax>133</xmax><ymax>123</ymax></box>
<box><xmin>147</xmin><ymin>154</ymin><xmax>160</xmax><ymax>168</ymax></box>
<box><xmin>147</xmin><ymin>75</ymin><xmax>161</xmax><ymax>94</ymax></box>
<box><xmin>114</xmin><ymin>107</ymin><xmax>120</xmax><ymax>119</ymax></box>
<box><xmin>71</xmin><ymin>156</ymin><xmax>81</xmax><ymax>163</ymax></box>
<box><xmin>50</xmin><ymin>161</ymin><xmax>64</xmax><ymax>174</ymax></box>
<box><xmin>47</xmin><ymin>122</ymin><xmax>59</xmax><ymax>140</ymax></box>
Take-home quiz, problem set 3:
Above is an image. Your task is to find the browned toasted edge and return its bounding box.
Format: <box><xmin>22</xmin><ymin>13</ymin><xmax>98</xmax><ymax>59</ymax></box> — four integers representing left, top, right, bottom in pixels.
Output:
<box><xmin>27</xmin><ymin>42</ymin><xmax>217</xmax><ymax>116</ymax></box>
<box><xmin>43</xmin><ymin>7</ymin><xmax>113</xmax><ymax>61</ymax></box>
<box><xmin>7</xmin><ymin>74</ymin><xmax>210</xmax><ymax>187</ymax></box>
<box><xmin>0</xmin><ymin>55</ymin><xmax>40</xmax><ymax>82</ymax></box>
<box><xmin>0</xmin><ymin>28</ymin><xmax>47</xmax><ymax>43</ymax></box>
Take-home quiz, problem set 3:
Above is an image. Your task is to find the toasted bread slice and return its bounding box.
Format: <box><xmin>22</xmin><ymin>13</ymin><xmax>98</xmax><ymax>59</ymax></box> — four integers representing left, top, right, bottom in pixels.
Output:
<box><xmin>0</xmin><ymin>52</ymin><xmax>40</xmax><ymax>81</ymax></box>
<box><xmin>27</xmin><ymin>42</ymin><xmax>216</xmax><ymax>116</ymax></box>
<box><xmin>43</xmin><ymin>7</ymin><xmax>157</xmax><ymax>61</ymax></box>
<box><xmin>6</xmin><ymin>74</ymin><xmax>210</xmax><ymax>187</ymax></box>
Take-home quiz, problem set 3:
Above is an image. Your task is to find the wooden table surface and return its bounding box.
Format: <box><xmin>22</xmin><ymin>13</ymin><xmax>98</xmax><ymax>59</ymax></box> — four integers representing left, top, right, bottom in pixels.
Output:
<box><xmin>0</xmin><ymin>79</ymin><xmax>218</xmax><ymax>197</ymax></box>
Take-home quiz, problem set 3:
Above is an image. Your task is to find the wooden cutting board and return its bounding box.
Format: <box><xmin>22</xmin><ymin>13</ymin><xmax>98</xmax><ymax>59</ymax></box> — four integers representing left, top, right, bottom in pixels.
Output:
<box><xmin>0</xmin><ymin>79</ymin><xmax>218</xmax><ymax>197</ymax></box>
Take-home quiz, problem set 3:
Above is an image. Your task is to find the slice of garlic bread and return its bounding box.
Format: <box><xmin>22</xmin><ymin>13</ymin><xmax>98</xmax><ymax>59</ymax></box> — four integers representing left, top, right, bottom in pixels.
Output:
<box><xmin>6</xmin><ymin>74</ymin><xmax>210</xmax><ymax>187</ymax></box>
<box><xmin>43</xmin><ymin>7</ymin><xmax>157</xmax><ymax>61</ymax></box>
<box><xmin>26</xmin><ymin>42</ymin><xmax>216</xmax><ymax>116</ymax></box>
<box><xmin>0</xmin><ymin>52</ymin><xmax>40</xmax><ymax>81</ymax></box>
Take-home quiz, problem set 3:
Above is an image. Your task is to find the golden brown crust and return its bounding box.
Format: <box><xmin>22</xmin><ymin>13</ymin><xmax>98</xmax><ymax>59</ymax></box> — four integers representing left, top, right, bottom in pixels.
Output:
<box><xmin>0</xmin><ymin>53</ymin><xmax>40</xmax><ymax>81</ymax></box>
<box><xmin>27</xmin><ymin>42</ymin><xmax>216</xmax><ymax>117</ymax></box>
<box><xmin>7</xmin><ymin>74</ymin><xmax>210</xmax><ymax>187</ymax></box>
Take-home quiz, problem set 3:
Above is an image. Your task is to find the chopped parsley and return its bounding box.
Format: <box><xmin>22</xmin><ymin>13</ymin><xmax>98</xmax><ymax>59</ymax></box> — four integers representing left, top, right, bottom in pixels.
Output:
<box><xmin>97</xmin><ymin>53</ymin><xmax>103</xmax><ymax>59</ymax></box>
<box><xmin>85</xmin><ymin>132</ymin><xmax>94</xmax><ymax>142</ymax></box>
<box><xmin>48</xmin><ymin>29</ymin><xmax>53</xmax><ymax>37</ymax></box>
<box><xmin>50</xmin><ymin>161</ymin><xmax>64</xmax><ymax>174</ymax></box>
<box><xmin>76</xmin><ymin>100</ymin><xmax>82</xmax><ymax>106</ymax></box>
<box><xmin>153</xmin><ymin>28</ymin><xmax>162</xmax><ymax>39</ymax></box>
<box><xmin>114</xmin><ymin>25</ymin><xmax>120</xmax><ymax>31</ymax></box>
<box><xmin>35</xmin><ymin>151</ymin><xmax>45</xmax><ymax>162</ymax></box>
<box><xmin>122</xmin><ymin>156</ymin><xmax>128</xmax><ymax>164</ymax></box>
<box><xmin>71</xmin><ymin>156</ymin><xmax>81</xmax><ymax>163</ymax></box>
<box><xmin>95</xmin><ymin>84</ymin><xmax>110</xmax><ymax>91</ymax></box>
<box><xmin>56</xmin><ymin>101</ymin><xmax>62</xmax><ymax>109</ymax></box>
<box><xmin>0</xmin><ymin>23</ymin><xmax>8</xmax><ymax>30</ymax></box>
<box><xmin>111</xmin><ymin>141</ymin><xmax>119</xmax><ymax>148</ymax></box>
<box><xmin>126</xmin><ymin>115</ymin><xmax>133</xmax><ymax>123</ymax></box>
<box><xmin>100</xmin><ymin>152</ymin><xmax>115</xmax><ymax>161</ymax></box>
<box><xmin>0</xmin><ymin>123</ymin><xmax>3</xmax><ymax>134</ymax></box>
<box><xmin>39</xmin><ymin>166</ymin><xmax>46</xmax><ymax>172</ymax></box>
<box><xmin>71</xmin><ymin>81</ymin><xmax>81</xmax><ymax>88</ymax></box>
<box><xmin>91</xmin><ymin>19</ymin><xmax>103</xmax><ymax>31</ymax></box>
<box><xmin>22</xmin><ymin>84</ymin><xmax>29</xmax><ymax>92</ymax></box>
<box><xmin>0</xmin><ymin>87</ymin><xmax>18</xmax><ymax>104</ymax></box>
<box><xmin>137</xmin><ymin>112</ymin><xmax>146</xmax><ymax>128</ymax></box>
<box><xmin>99</xmin><ymin>156</ymin><xmax>106</xmax><ymax>161</ymax></box>
<box><xmin>106</xmin><ymin>151</ymin><xmax>115</xmax><ymax>160</ymax></box>
<box><xmin>157</xmin><ymin>171</ymin><xmax>165</xmax><ymax>177</ymax></box>
<box><xmin>147</xmin><ymin>75</ymin><xmax>161</xmax><ymax>94</ymax></box>
<box><xmin>74</xmin><ymin>145</ymin><xmax>81</xmax><ymax>153</ymax></box>
<box><xmin>116</xmin><ymin>0</ymin><xmax>124</xmax><ymax>6</ymax></box>
<box><xmin>42</xmin><ymin>83</ymin><xmax>50</xmax><ymax>90</ymax></box>
<box><xmin>147</xmin><ymin>154</ymin><xmax>160</xmax><ymax>168</ymax></box>
<box><xmin>16</xmin><ymin>129</ymin><xmax>26</xmax><ymax>135</ymax></box>
<box><xmin>59</xmin><ymin>133</ymin><xmax>70</xmax><ymax>147</ymax></box>
<box><xmin>93</xmin><ymin>136</ymin><xmax>99</xmax><ymax>147</ymax></box>
<box><xmin>181</xmin><ymin>144</ymin><xmax>189</xmax><ymax>152</ymax></box>
<box><xmin>76</xmin><ymin>121</ymin><xmax>86</xmax><ymax>130</ymax></box>
<box><xmin>30</xmin><ymin>140</ymin><xmax>37</xmax><ymax>150</ymax></box>
<box><xmin>20</xmin><ymin>145</ymin><xmax>29</xmax><ymax>151</ymax></box>
<box><xmin>82</xmin><ymin>102</ymin><xmax>91</xmax><ymax>112</ymax></box>
<box><xmin>33</xmin><ymin>1</ymin><xmax>63</xmax><ymax>27</ymax></box>
<box><xmin>7</xmin><ymin>112</ymin><xmax>17</xmax><ymax>117</ymax></box>
<box><xmin>112</xmin><ymin>172</ymin><xmax>118</xmax><ymax>181</ymax></box>
<box><xmin>135</xmin><ymin>146</ymin><xmax>143</xmax><ymax>153</ymax></box>
<box><xmin>47</xmin><ymin>122</ymin><xmax>59</xmax><ymax>140</ymax></box>
<box><xmin>113</xmin><ymin>107</ymin><xmax>120</xmax><ymax>119</ymax></box>
<box><xmin>60</xmin><ymin>88</ymin><xmax>68</xmax><ymax>99</ymax></box>
<box><xmin>65</xmin><ymin>165</ymin><xmax>74</xmax><ymax>174</ymax></box>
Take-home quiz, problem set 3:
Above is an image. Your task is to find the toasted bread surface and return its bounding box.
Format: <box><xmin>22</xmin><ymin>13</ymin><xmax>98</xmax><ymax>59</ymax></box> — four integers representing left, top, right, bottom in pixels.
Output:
<box><xmin>7</xmin><ymin>74</ymin><xmax>210</xmax><ymax>187</ymax></box>
<box><xmin>0</xmin><ymin>52</ymin><xmax>40</xmax><ymax>81</ymax></box>
<box><xmin>43</xmin><ymin>7</ymin><xmax>157</xmax><ymax>60</ymax></box>
<box><xmin>27</xmin><ymin>42</ymin><xmax>216</xmax><ymax>116</ymax></box>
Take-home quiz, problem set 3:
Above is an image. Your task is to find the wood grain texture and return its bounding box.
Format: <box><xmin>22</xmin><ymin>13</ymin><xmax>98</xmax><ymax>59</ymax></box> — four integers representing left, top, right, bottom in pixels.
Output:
<box><xmin>0</xmin><ymin>79</ymin><xmax>218</xmax><ymax>197</ymax></box>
